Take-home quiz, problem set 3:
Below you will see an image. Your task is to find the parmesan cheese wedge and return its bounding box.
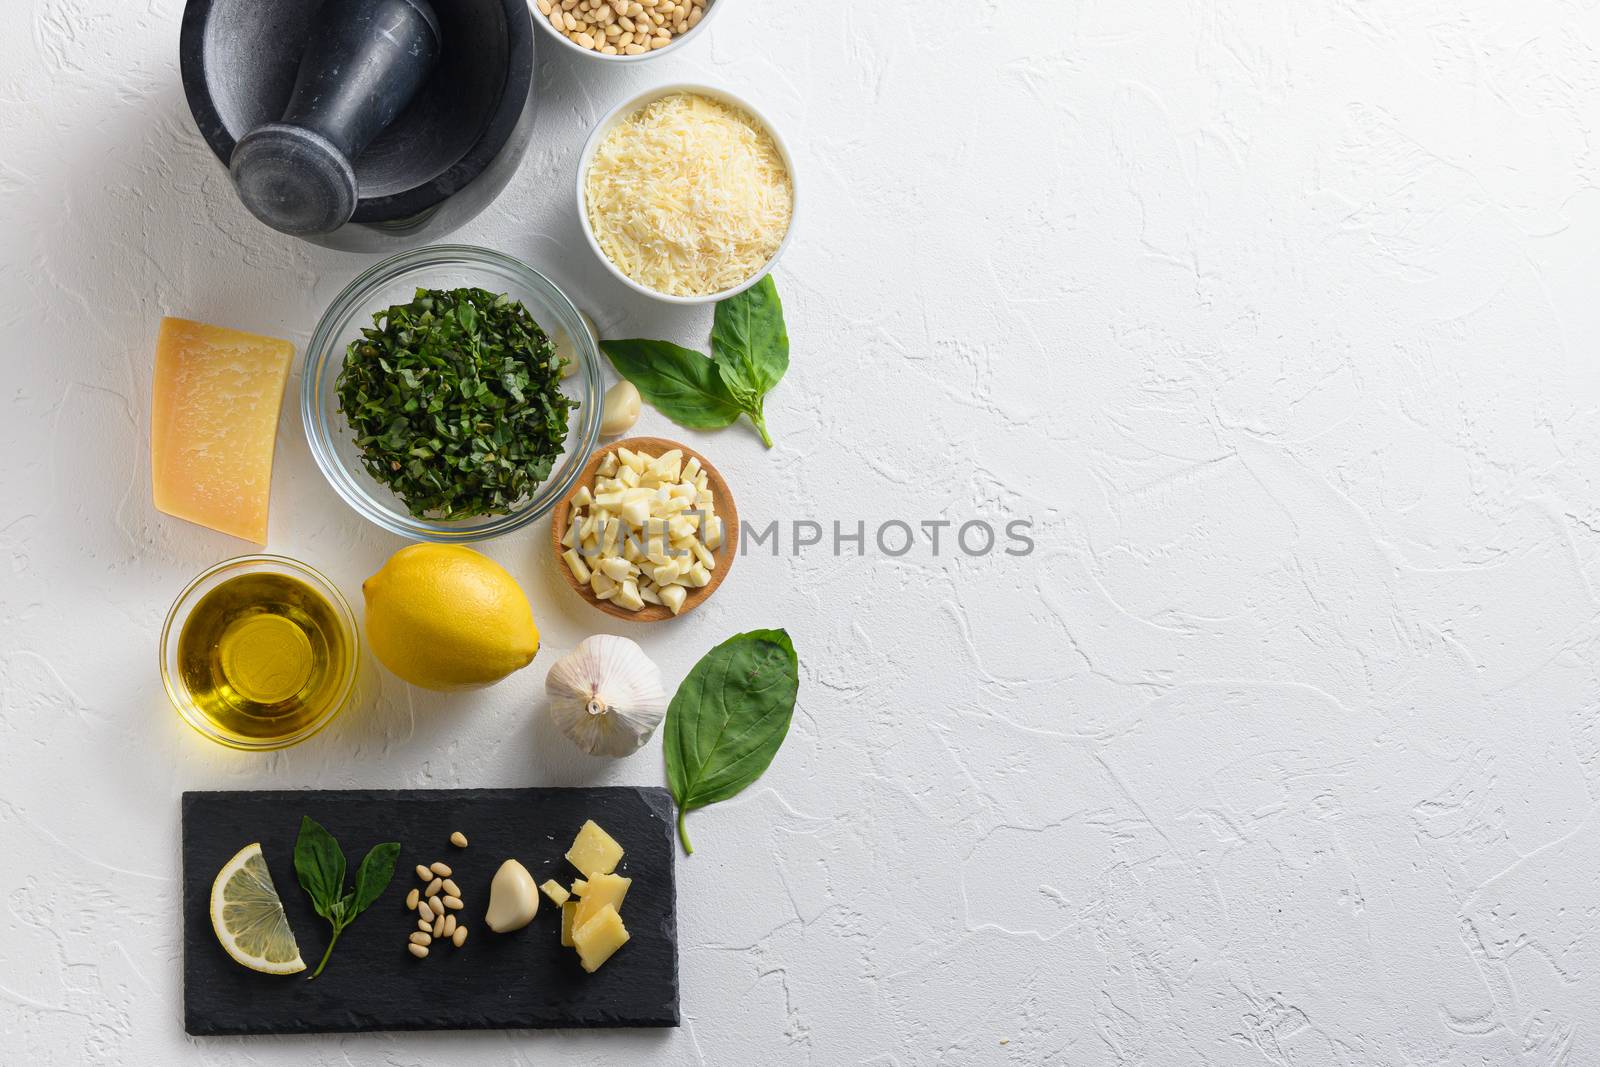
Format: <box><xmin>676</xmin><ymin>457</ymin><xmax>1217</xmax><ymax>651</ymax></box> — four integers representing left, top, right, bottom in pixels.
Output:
<box><xmin>150</xmin><ymin>317</ymin><xmax>293</xmax><ymax>543</ymax></box>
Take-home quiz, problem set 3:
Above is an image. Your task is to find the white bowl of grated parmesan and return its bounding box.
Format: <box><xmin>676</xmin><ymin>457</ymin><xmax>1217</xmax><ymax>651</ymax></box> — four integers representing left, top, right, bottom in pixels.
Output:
<box><xmin>576</xmin><ymin>84</ymin><xmax>797</xmax><ymax>305</ymax></box>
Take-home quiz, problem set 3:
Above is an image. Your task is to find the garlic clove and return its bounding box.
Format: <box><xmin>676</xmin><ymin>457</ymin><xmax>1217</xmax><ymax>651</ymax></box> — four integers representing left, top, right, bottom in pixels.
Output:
<box><xmin>599</xmin><ymin>380</ymin><xmax>642</xmax><ymax>437</ymax></box>
<box><xmin>485</xmin><ymin>858</ymin><xmax>539</xmax><ymax>933</ymax></box>
<box><xmin>545</xmin><ymin>635</ymin><xmax>667</xmax><ymax>757</ymax></box>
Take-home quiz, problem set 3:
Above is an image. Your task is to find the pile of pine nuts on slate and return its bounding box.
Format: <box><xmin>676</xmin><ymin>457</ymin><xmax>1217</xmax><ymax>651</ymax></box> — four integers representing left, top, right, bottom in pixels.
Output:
<box><xmin>536</xmin><ymin>0</ymin><xmax>707</xmax><ymax>56</ymax></box>
<box><xmin>405</xmin><ymin>834</ymin><xmax>471</xmax><ymax>959</ymax></box>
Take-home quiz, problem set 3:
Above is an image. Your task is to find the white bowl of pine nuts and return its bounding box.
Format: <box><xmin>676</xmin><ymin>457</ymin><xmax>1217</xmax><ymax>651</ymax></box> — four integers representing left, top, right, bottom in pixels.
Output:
<box><xmin>533</xmin><ymin>0</ymin><xmax>720</xmax><ymax>61</ymax></box>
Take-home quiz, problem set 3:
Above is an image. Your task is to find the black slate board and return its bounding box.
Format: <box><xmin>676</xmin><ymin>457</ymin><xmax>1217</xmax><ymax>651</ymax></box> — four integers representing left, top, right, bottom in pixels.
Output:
<box><xmin>182</xmin><ymin>787</ymin><xmax>678</xmax><ymax>1035</ymax></box>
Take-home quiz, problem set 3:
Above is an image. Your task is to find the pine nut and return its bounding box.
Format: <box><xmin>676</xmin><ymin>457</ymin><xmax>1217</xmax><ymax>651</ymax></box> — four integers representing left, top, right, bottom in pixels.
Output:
<box><xmin>452</xmin><ymin>926</ymin><xmax>468</xmax><ymax>948</ymax></box>
<box><xmin>537</xmin><ymin>0</ymin><xmax>551</xmax><ymax>12</ymax></box>
<box><xmin>441</xmin><ymin>878</ymin><xmax>460</xmax><ymax>897</ymax></box>
<box><xmin>430</xmin><ymin>862</ymin><xmax>453</xmax><ymax>877</ymax></box>
<box><xmin>415</xmin><ymin>865</ymin><xmax>433</xmax><ymax>882</ymax></box>
<box><xmin>601</xmin><ymin>44</ymin><xmax>618</xmax><ymax>53</ymax></box>
<box><xmin>408</xmin><ymin>943</ymin><xmax>429</xmax><ymax>959</ymax></box>
<box><xmin>443</xmin><ymin>914</ymin><xmax>457</xmax><ymax>937</ymax></box>
<box><xmin>686</xmin><ymin>5</ymin><xmax>701</xmax><ymax>27</ymax></box>
<box><xmin>443</xmin><ymin>895</ymin><xmax>464</xmax><ymax>911</ymax></box>
<box><xmin>426</xmin><ymin>878</ymin><xmax>443</xmax><ymax>897</ymax></box>
<box><xmin>405</xmin><ymin>888</ymin><xmax>420</xmax><ymax>911</ymax></box>
<box><xmin>418</xmin><ymin>918</ymin><xmax>433</xmax><ymax>932</ymax></box>
<box><xmin>410</xmin><ymin>931</ymin><xmax>431</xmax><ymax>946</ymax></box>
<box><xmin>623</xmin><ymin>42</ymin><xmax>645</xmax><ymax>53</ymax></box>
<box><xmin>433</xmin><ymin>912</ymin><xmax>447</xmax><ymax>937</ymax></box>
<box><xmin>418</xmin><ymin>901</ymin><xmax>434</xmax><ymax>923</ymax></box>
<box><xmin>429</xmin><ymin>896</ymin><xmax>445</xmax><ymax>916</ymax></box>
<box><xmin>575</xmin><ymin>31</ymin><xmax>595</xmax><ymax>48</ymax></box>
<box><xmin>450</xmin><ymin>831</ymin><xmax>468</xmax><ymax>848</ymax></box>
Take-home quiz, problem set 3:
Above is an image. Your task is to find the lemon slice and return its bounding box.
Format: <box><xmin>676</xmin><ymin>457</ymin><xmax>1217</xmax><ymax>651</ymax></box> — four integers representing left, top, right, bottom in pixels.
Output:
<box><xmin>210</xmin><ymin>842</ymin><xmax>305</xmax><ymax>974</ymax></box>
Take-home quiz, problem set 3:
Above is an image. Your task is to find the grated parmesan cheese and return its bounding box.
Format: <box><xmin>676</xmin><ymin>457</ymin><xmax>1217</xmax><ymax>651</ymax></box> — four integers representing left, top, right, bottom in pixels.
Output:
<box><xmin>584</xmin><ymin>92</ymin><xmax>793</xmax><ymax>297</ymax></box>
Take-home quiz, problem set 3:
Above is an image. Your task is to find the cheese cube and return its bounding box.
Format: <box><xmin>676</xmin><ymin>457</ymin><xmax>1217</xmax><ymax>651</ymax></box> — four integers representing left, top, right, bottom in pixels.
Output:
<box><xmin>150</xmin><ymin>317</ymin><xmax>294</xmax><ymax>543</ymax></box>
<box><xmin>540</xmin><ymin>880</ymin><xmax>571</xmax><ymax>907</ymax></box>
<box><xmin>560</xmin><ymin>901</ymin><xmax>578</xmax><ymax>947</ymax></box>
<box><xmin>573</xmin><ymin>904</ymin><xmax>630</xmax><ymax>973</ymax></box>
<box><xmin>572</xmin><ymin>908</ymin><xmax>627</xmax><ymax>972</ymax></box>
<box><xmin>572</xmin><ymin>871</ymin><xmax>631</xmax><ymax>929</ymax></box>
<box><xmin>571</xmin><ymin>879</ymin><xmax>587</xmax><ymax>896</ymax></box>
<box><xmin>565</xmin><ymin>820</ymin><xmax>624</xmax><ymax>877</ymax></box>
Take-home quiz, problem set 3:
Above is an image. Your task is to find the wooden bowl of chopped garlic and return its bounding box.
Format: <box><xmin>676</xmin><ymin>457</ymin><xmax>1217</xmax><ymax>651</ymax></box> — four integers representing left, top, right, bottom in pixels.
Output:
<box><xmin>551</xmin><ymin>437</ymin><xmax>738</xmax><ymax>621</ymax></box>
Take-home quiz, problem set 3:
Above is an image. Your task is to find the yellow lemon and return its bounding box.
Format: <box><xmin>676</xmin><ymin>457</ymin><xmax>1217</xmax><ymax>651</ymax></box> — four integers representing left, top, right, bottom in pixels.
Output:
<box><xmin>363</xmin><ymin>544</ymin><xmax>540</xmax><ymax>691</ymax></box>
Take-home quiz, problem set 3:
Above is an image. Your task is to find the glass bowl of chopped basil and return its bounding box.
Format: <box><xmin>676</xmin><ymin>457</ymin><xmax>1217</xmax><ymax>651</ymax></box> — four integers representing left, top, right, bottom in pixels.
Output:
<box><xmin>303</xmin><ymin>246</ymin><xmax>602</xmax><ymax>540</ymax></box>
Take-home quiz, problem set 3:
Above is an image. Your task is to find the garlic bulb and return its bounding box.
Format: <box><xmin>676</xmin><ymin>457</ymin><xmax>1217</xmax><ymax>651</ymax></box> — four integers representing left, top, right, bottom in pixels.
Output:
<box><xmin>546</xmin><ymin>635</ymin><xmax>667</xmax><ymax>756</ymax></box>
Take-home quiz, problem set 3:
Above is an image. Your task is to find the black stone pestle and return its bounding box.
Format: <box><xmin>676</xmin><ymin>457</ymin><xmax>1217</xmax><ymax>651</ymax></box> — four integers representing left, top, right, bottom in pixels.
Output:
<box><xmin>228</xmin><ymin>0</ymin><xmax>442</xmax><ymax>236</ymax></box>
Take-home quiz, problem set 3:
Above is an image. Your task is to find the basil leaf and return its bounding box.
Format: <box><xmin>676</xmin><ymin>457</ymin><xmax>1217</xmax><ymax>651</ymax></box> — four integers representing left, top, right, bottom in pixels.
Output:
<box><xmin>602</xmin><ymin>339</ymin><xmax>744</xmax><ymax>430</ymax></box>
<box><xmin>711</xmin><ymin>275</ymin><xmax>789</xmax><ymax>400</ymax></box>
<box><xmin>293</xmin><ymin>816</ymin><xmax>345</xmax><ymax>920</ymax></box>
<box><xmin>351</xmin><ymin>841</ymin><xmax>401</xmax><ymax>913</ymax></box>
<box><xmin>293</xmin><ymin>817</ymin><xmax>400</xmax><ymax>979</ymax></box>
<box><xmin>664</xmin><ymin>629</ymin><xmax>800</xmax><ymax>855</ymax></box>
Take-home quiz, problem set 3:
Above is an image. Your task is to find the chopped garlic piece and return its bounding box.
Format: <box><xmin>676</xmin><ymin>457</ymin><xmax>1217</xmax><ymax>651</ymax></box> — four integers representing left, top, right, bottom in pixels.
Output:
<box><xmin>615</xmin><ymin>579</ymin><xmax>645</xmax><ymax>612</ymax></box>
<box><xmin>563</xmin><ymin>549</ymin><xmax>592</xmax><ymax>584</ymax></box>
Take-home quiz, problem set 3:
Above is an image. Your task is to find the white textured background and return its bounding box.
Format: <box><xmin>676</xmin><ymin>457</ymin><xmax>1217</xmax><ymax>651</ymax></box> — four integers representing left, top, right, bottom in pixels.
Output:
<box><xmin>5</xmin><ymin>0</ymin><xmax>1600</xmax><ymax>1063</ymax></box>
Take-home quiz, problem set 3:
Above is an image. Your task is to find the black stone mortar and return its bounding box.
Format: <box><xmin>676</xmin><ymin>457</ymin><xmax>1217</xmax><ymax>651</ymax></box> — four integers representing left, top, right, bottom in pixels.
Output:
<box><xmin>181</xmin><ymin>0</ymin><xmax>536</xmax><ymax>252</ymax></box>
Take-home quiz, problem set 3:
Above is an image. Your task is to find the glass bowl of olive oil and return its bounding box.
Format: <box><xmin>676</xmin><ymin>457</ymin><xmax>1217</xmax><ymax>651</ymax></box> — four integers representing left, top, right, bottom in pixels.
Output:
<box><xmin>160</xmin><ymin>555</ymin><xmax>359</xmax><ymax>750</ymax></box>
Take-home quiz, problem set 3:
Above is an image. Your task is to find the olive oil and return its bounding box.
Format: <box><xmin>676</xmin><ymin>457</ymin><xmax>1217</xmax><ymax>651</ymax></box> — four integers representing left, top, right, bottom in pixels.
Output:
<box><xmin>175</xmin><ymin>571</ymin><xmax>352</xmax><ymax>745</ymax></box>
